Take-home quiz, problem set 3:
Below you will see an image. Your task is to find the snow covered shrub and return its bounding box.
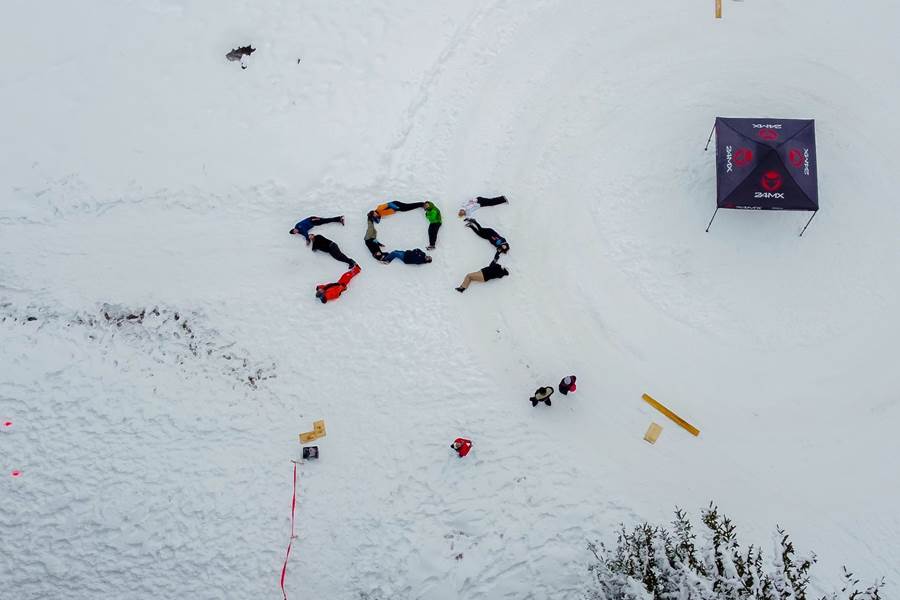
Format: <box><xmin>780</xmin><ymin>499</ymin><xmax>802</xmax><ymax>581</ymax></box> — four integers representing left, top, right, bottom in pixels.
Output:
<box><xmin>586</xmin><ymin>504</ymin><xmax>884</xmax><ymax>600</ymax></box>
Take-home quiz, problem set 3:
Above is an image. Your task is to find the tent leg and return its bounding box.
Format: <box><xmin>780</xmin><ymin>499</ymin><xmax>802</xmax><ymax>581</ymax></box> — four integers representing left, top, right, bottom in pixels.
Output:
<box><xmin>704</xmin><ymin>121</ymin><xmax>716</xmax><ymax>151</ymax></box>
<box><xmin>799</xmin><ymin>210</ymin><xmax>818</xmax><ymax>237</ymax></box>
<box><xmin>705</xmin><ymin>207</ymin><xmax>719</xmax><ymax>232</ymax></box>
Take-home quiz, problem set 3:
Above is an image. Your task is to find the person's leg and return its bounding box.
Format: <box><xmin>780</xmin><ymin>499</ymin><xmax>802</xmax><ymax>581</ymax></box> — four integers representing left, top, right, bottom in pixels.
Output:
<box><xmin>365</xmin><ymin>239</ymin><xmax>382</xmax><ymax>258</ymax></box>
<box><xmin>314</xmin><ymin>216</ymin><xmax>344</xmax><ymax>225</ymax></box>
<box><xmin>390</xmin><ymin>201</ymin><xmax>425</xmax><ymax>212</ymax></box>
<box><xmin>457</xmin><ymin>271</ymin><xmax>485</xmax><ymax>291</ymax></box>
<box><xmin>428</xmin><ymin>222</ymin><xmax>441</xmax><ymax>248</ymax></box>
<box><xmin>328</xmin><ymin>243</ymin><xmax>355</xmax><ymax>268</ymax></box>
<box><xmin>476</xmin><ymin>196</ymin><xmax>508</xmax><ymax>208</ymax></box>
<box><xmin>467</xmin><ymin>220</ymin><xmax>498</xmax><ymax>243</ymax></box>
<box><xmin>383</xmin><ymin>250</ymin><xmax>404</xmax><ymax>263</ymax></box>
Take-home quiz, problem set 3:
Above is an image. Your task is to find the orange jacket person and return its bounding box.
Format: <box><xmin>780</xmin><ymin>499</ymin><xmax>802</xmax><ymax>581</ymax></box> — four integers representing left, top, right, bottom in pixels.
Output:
<box><xmin>374</xmin><ymin>201</ymin><xmax>424</xmax><ymax>218</ymax></box>
<box><xmin>315</xmin><ymin>264</ymin><xmax>361</xmax><ymax>304</ymax></box>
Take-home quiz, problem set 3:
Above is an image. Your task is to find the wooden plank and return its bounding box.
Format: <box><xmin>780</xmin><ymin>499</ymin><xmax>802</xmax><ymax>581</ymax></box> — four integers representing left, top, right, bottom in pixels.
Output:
<box><xmin>313</xmin><ymin>419</ymin><xmax>326</xmax><ymax>437</ymax></box>
<box><xmin>644</xmin><ymin>422</ymin><xmax>663</xmax><ymax>444</ymax></box>
<box><xmin>642</xmin><ymin>393</ymin><xmax>700</xmax><ymax>436</ymax></box>
<box><xmin>299</xmin><ymin>431</ymin><xmax>319</xmax><ymax>444</ymax></box>
<box><xmin>715</xmin><ymin>0</ymin><xmax>722</xmax><ymax>18</ymax></box>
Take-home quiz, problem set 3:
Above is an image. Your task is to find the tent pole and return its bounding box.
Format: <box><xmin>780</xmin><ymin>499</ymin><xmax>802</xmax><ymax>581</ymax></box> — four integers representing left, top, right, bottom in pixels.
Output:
<box><xmin>799</xmin><ymin>210</ymin><xmax>818</xmax><ymax>237</ymax></box>
<box><xmin>705</xmin><ymin>207</ymin><xmax>719</xmax><ymax>232</ymax></box>
<box><xmin>704</xmin><ymin>121</ymin><xmax>716</xmax><ymax>151</ymax></box>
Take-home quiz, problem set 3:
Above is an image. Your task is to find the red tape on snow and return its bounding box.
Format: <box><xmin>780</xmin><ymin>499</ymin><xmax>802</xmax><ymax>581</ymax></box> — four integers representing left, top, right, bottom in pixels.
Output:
<box><xmin>280</xmin><ymin>462</ymin><xmax>298</xmax><ymax>600</ymax></box>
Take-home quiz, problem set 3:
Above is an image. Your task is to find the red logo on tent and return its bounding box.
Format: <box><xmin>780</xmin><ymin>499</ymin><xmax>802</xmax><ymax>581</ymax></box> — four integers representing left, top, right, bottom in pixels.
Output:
<box><xmin>733</xmin><ymin>148</ymin><xmax>753</xmax><ymax>167</ymax></box>
<box><xmin>788</xmin><ymin>148</ymin><xmax>804</xmax><ymax>168</ymax></box>
<box><xmin>758</xmin><ymin>129</ymin><xmax>779</xmax><ymax>141</ymax></box>
<box><xmin>761</xmin><ymin>171</ymin><xmax>783</xmax><ymax>192</ymax></box>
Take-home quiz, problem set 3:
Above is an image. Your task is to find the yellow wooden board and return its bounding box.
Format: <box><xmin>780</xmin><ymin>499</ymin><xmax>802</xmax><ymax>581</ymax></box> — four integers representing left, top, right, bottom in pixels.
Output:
<box><xmin>299</xmin><ymin>431</ymin><xmax>319</xmax><ymax>444</ymax></box>
<box><xmin>644</xmin><ymin>422</ymin><xmax>663</xmax><ymax>444</ymax></box>
<box><xmin>642</xmin><ymin>394</ymin><xmax>700</xmax><ymax>436</ymax></box>
<box><xmin>715</xmin><ymin>0</ymin><xmax>722</xmax><ymax>18</ymax></box>
<box><xmin>313</xmin><ymin>420</ymin><xmax>326</xmax><ymax>437</ymax></box>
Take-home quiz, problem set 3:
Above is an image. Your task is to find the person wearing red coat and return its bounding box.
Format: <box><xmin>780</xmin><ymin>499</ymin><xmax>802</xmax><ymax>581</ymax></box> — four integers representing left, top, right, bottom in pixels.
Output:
<box><xmin>558</xmin><ymin>375</ymin><xmax>577</xmax><ymax>395</ymax></box>
<box><xmin>451</xmin><ymin>438</ymin><xmax>472</xmax><ymax>458</ymax></box>
<box><xmin>315</xmin><ymin>264</ymin><xmax>361</xmax><ymax>304</ymax></box>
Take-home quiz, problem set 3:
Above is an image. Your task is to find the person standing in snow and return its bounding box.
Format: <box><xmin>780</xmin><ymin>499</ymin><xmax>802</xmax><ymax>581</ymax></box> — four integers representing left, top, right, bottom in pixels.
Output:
<box><xmin>530</xmin><ymin>386</ymin><xmax>554</xmax><ymax>407</ymax></box>
<box><xmin>451</xmin><ymin>438</ymin><xmax>472</xmax><ymax>458</ymax></box>
<box><xmin>307</xmin><ymin>233</ymin><xmax>356</xmax><ymax>269</ymax></box>
<box><xmin>381</xmin><ymin>249</ymin><xmax>432</xmax><ymax>264</ymax></box>
<box><xmin>455</xmin><ymin>254</ymin><xmax>509</xmax><ymax>293</ymax></box>
<box><xmin>289</xmin><ymin>215</ymin><xmax>345</xmax><ymax>240</ymax></box>
<box><xmin>464</xmin><ymin>218</ymin><xmax>510</xmax><ymax>254</ymax></box>
<box><xmin>374</xmin><ymin>201</ymin><xmax>425</xmax><ymax>218</ymax></box>
<box><xmin>315</xmin><ymin>264</ymin><xmax>362</xmax><ymax>304</ymax></box>
<box><xmin>457</xmin><ymin>195</ymin><xmax>509</xmax><ymax>219</ymax></box>
<box><xmin>424</xmin><ymin>201</ymin><xmax>442</xmax><ymax>250</ymax></box>
<box><xmin>364</xmin><ymin>213</ymin><xmax>387</xmax><ymax>261</ymax></box>
<box><xmin>558</xmin><ymin>375</ymin><xmax>577</xmax><ymax>395</ymax></box>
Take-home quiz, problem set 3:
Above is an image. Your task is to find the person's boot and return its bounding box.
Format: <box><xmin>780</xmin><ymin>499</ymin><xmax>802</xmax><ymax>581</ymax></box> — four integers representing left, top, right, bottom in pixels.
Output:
<box><xmin>544</xmin><ymin>399</ymin><xmax>552</xmax><ymax>406</ymax></box>
<box><xmin>339</xmin><ymin>216</ymin><xmax>345</xmax><ymax>226</ymax></box>
<box><xmin>530</xmin><ymin>398</ymin><xmax>538</xmax><ymax>407</ymax></box>
<box><xmin>455</xmin><ymin>287</ymin><xmax>466</xmax><ymax>293</ymax></box>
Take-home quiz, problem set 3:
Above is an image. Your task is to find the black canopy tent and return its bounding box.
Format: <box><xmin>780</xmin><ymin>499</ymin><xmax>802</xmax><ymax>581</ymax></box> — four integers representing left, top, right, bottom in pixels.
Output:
<box><xmin>705</xmin><ymin>117</ymin><xmax>819</xmax><ymax>235</ymax></box>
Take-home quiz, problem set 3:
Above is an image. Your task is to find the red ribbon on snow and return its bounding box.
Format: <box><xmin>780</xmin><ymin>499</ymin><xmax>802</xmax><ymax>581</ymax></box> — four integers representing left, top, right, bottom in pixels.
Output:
<box><xmin>280</xmin><ymin>462</ymin><xmax>298</xmax><ymax>600</ymax></box>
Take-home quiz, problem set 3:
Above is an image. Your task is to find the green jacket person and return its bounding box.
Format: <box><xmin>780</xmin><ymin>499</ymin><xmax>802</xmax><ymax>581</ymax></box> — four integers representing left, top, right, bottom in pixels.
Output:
<box><xmin>424</xmin><ymin>201</ymin><xmax>442</xmax><ymax>250</ymax></box>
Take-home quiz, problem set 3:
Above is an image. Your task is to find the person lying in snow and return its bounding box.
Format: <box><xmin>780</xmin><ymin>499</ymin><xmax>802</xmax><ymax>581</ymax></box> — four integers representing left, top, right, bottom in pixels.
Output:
<box><xmin>558</xmin><ymin>375</ymin><xmax>577</xmax><ymax>395</ymax></box>
<box><xmin>424</xmin><ymin>201</ymin><xmax>442</xmax><ymax>250</ymax></box>
<box><xmin>530</xmin><ymin>386</ymin><xmax>554</xmax><ymax>407</ymax></box>
<box><xmin>364</xmin><ymin>215</ymin><xmax>387</xmax><ymax>261</ymax></box>
<box><xmin>307</xmin><ymin>233</ymin><xmax>356</xmax><ymax>269</ymax></box>
<box><xmin>455</xmin><ymin>254</ymin><xmax>509</xmax><ymax>293</ymax></box>
<box><xmin>451</xmin><ymin>438</ymin><xmax>472</xmax><ymax>458</ymax></box>
<box><xmin>457</xmin><ymin>195</ymin><xmax>508</xmax><ymax>219</ymax></box>
<box><xmin>289</xmin><ymin>215</ymin><xmax>345</xmax><ymax>241</ymax></box>
<box><xmin>381</xmin><ymin>249</ymin><xmax>432</xmax><ymax>264</ymax></box>
<box><xmin>374</xmin><ymin>201</ymin><xmax>425</xmax><ymax>218</ymax></box>
<box><xmin>315</xmin><ymin>264</ymin><xmax>361</xmax><ymax>304</ymax></box>
<box><xmin>464</xmin><ymin>218</ymin><xmax>509</xmax><ymax>254</ymax></box>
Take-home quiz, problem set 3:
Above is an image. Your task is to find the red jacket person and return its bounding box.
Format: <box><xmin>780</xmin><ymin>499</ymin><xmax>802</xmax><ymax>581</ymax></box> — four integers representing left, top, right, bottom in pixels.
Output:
<box><xmin>451</xmin><ymin>438</ymin><xmax>472</xmax><ymax>458</ymax></box>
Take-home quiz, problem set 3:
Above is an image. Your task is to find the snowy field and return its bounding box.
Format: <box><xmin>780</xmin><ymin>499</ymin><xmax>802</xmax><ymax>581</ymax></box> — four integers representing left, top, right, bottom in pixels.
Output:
<box><xmin>2</xmin><ymin>0</ymin><xmax>899</xmax><ymax>598</ymax></box>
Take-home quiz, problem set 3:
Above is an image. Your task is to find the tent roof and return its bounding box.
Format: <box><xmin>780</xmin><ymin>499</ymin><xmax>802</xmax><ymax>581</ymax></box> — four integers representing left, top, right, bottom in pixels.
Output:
<box><xmin>715</xmin><ymin>117</ymin><xmax>819</xmax><ymax>211</ymax></box>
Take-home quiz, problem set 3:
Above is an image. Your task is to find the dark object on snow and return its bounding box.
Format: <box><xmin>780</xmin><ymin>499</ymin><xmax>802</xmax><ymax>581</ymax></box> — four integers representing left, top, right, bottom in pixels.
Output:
<box><xmin>381</xmin><ymin>248</ymin><xmax>432</xmax><ymax>265</ymax></box>
<box><xmin>308</xmin><ymin>233</ymin><xmax>356</xmax><ymax>269</ymax></box>
<box><xmin>707</xmin><ymin>117</ymin><xmax>819</xmax><ymax>235</ymax></box>
<box><xmin>290</xmin><ymin>215</ymin><xmax>344</xmax><ymax>240</ymax></box>
<box><xmin>226</xmin><ymin>45</ymin><xmax>255</xmax><ymax>61</ymax></box>
<box><xmin>559</xmin><ymin>375</ymin><xmax>577</xmax><ymax>395</ymax></box>
<box><xmin>465</xmin><ymin>218</ymin><xmax>509</xmax><ymax>253</ymax></box>
<box><xmin>455</xmin><ymin>254</ymin><xmax>508</xmax><ymax>293</ymax></box>
<box><xmin>226</xmin><ymin>45</ymin><xmax>256</xmax><ymax>69</ymax></box>
<box><xmin>302</xmin><ymin>446</ymin><xmax>319</xmax><ymax>460</ymax></box>
<box><xmin>530</xmin><ymin>386</ymin><xmax>554</xmax><ymax>407</ymax></box>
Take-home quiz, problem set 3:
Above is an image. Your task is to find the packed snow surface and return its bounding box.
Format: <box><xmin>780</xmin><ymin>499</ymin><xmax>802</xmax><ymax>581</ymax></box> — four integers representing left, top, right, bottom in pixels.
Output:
<box><xmin>2</xmin><ymin>0</ymin><xmax>899</xmax><ymax>598</ymax></box>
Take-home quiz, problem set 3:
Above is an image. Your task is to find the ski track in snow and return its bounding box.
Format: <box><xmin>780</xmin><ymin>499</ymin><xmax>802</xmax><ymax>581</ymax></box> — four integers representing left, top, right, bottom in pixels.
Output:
<box><xmin>2</xmin><ymin>1</ymin><xmax>900</xmax><ymax>599</ymax></box>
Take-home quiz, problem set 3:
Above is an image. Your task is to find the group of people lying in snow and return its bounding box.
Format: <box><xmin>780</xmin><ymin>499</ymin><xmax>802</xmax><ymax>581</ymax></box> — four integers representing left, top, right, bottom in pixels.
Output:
<box><xmin>289</xmin><ymin>216</ymin><xmax>359</xmax><ymax>303</ymax></box>
<box><xmin>365</xmin><ymin>201</ymin><xmax>438</xmax><ymax>264</ymax></box>
<box><xmin>455</xmin><ymin>196</ymin><xmax>510</xmax><ymax>293</ymax></box>
<box><xmin>289</xmin><ymin>195</ymin><xmax>513</xmax><ymax>302</ymax></box>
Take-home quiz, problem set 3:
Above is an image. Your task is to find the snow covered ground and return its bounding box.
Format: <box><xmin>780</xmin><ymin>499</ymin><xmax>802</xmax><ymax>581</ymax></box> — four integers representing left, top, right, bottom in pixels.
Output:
<box><xmin>2</xmin><ymin>1</ymin><xmax>899</xmax><ymax>598</ymax></box>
